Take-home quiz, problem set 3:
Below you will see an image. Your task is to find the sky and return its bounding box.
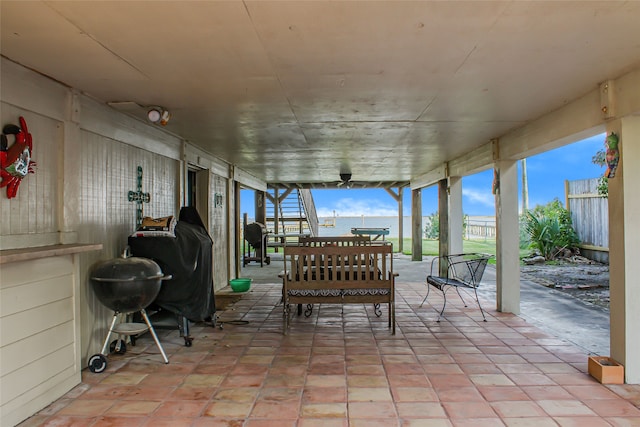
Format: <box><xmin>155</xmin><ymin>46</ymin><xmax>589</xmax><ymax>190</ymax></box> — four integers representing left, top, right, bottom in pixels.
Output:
<box><xmin>241</xmin><ymin>133</ymin><xmax>606</xmax><ymax>218</ymax></box>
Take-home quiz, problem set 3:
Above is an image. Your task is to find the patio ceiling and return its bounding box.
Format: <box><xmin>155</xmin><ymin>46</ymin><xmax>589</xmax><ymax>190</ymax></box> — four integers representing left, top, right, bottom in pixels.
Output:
<box><xmin>2</xmin><ymin>1</ymin><xmax>640</xmax><ymax>189</ymax></box>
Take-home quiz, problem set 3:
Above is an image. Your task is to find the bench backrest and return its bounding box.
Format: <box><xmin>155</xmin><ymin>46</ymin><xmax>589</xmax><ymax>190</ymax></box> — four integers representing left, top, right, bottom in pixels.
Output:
<box><xmin>298</xmin><ymin>235</ymin><xmax>371</xmax><ymax>247</ymax></box>
<box><xmin>284</xmin><ymin>243</ymin><xmax>393</xmax><ymax>289</ymax></box>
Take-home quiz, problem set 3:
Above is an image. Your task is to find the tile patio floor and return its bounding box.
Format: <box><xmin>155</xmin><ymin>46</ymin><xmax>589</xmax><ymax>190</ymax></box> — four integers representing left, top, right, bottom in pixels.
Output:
<box><xmin>18</xmin><ymin>276</ymin><xmax>640</xmax><ymax>426</ymax></box>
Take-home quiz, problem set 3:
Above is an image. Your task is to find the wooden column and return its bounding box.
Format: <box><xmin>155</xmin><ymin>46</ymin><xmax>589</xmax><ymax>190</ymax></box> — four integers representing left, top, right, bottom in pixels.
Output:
<box><xmin>385</xmin><ymin>187</ymin><xmax>404</xmax><ymax>253</ymax></box>
<box><xmin>495</xmin><ymin>159</ymin><xmax>520</xmax><ymax>314</ymax></box>
<box><xmin>608</xmin><ymin>116</ymin><xmax>640</xmax><ymax>383</ymax></box>
<box><xmin>448</xmin><ymin>176</ymin><xmax>463</xmax><ymax>255</ymax></box>
<box><xmin>411</xmin><ymin>188</ymin><xmax>422</xmax><ymax>261</ymax></box>
<box><xmin>438</xmin><ymin>179</ymin><xmax>450</xmax><ymax>275</ymax></box>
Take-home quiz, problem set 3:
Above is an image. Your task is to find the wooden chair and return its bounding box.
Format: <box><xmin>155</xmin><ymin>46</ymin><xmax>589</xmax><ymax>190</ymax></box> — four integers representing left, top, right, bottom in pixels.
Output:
<box><xmin>420</xmin><ymin>253</ymin><xmax>492</xmax><ymax>322</ymax></box>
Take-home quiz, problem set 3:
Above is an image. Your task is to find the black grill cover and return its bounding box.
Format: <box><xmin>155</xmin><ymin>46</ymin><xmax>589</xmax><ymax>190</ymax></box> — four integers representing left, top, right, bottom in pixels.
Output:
<box><xmin>128</xmin><ymin>207</ymin><xmax>215</xmax><ymax>322</ymax></box>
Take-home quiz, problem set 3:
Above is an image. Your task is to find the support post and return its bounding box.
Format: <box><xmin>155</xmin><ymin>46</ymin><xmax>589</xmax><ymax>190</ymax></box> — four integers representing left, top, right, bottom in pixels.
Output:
<box><xmin>608</xmin><ymin>116</ymin><xmax>640</xmax><ymax>383</ymax></box>
<box><xmin>411</xmin><ymin>188</ymin><xmax>422</xmax><ymax>261</ymax></box>
<box><xmin>438</xmin><ymin>179</ymin><xmax>450</xmax><ymax>275</ymax></box>
<box><xmin>495</xmin><ymin>159</ymin><xmax>520</xmax><ymax>314</ymax></box>
<box><xmin>448</xmin><ymin>176</ymin><xmax>463</xmax><ymax>255</ymax></box>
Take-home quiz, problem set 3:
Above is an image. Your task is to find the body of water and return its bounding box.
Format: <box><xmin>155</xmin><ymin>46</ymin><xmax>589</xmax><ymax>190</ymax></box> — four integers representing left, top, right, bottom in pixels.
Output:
<box><xmin>317</xmin><ymin>216</ymin><xmax>495</xmax><ymax>238</ymax></box>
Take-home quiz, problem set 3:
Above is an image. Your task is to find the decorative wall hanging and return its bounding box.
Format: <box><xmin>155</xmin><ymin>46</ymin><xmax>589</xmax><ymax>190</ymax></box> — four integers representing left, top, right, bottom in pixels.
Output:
<box><xmin>604</xmin><ymin>132</ymin><xmax>620</xmax><ymax>179</ymax></box>
<box><xmin>1</xmin><ymin>116</ymin><xmax>36</xmax><ymax>199</ymax></box>
<box><xmin>128</xmin><ymin>166</ymin><xmax>151</xmax><ymax>228</ymax></box>
<box><xmin>214</xmin><ymin>193</ymin><xmax>224</xmax><ymax>208</ymax></box>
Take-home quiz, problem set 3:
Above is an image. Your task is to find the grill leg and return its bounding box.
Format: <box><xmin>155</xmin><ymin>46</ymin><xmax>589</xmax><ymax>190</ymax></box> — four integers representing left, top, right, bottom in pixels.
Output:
<box><xmin>100</xmin><ymin>313</ymin><xmax>120</xmax><ymax>356</ymax></box>
<box><xmin>140</xmin><ymin>309</ymin><xmax>169</xmax><ymax>364</ymax></box>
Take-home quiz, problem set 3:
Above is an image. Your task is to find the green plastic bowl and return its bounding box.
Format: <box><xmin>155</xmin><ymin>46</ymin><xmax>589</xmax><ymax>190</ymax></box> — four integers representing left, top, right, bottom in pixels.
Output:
<box><xmin>229</xmin><ymin>278</ymin><xmax>251</xmax><ymax>292</ymax></box>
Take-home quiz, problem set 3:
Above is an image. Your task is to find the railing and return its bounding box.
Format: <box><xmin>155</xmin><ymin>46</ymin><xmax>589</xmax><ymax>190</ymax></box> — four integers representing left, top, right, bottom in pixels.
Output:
<box><xmin>299</xmin><ymin>188</ymin><xmax>319</xmax><ymax>237</ymax></box>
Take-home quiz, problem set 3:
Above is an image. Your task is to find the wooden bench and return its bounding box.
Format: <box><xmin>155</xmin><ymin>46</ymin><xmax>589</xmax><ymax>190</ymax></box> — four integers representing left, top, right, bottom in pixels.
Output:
<box><xmin>282</xmin><ymin>243</ymin><xmax>396</xmax><ymax>334</ymax></box>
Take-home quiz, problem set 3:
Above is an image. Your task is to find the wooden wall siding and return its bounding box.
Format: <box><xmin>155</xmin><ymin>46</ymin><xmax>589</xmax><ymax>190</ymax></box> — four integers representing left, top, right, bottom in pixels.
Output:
<box><xmin>77</xmin><ymin>130</ymin><xmax>179</xmax><ymax>359</ymax></box>
<box><xmin>212</xmin><ymin>174</ymin><xmax>229</xmax><ymax>289</ymax></box>
<box><xmin>0</xmin><ymin>256</ymin><xmax>80</xmax><ymax>427</ymax></box>
<box><xmin>567</xmin><ymin>178</ymin><xmax>609</xmax><ymax>262</ymax></box>
<box><xmin>0</xmin><ymin>105</ymin><xmax>61</xmax><ymax>246</ymax></box>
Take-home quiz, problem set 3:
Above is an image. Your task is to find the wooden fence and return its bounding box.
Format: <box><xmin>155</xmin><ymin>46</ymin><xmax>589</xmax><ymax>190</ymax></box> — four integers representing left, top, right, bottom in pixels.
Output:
<box><xmin>565</xmin><ymin>178</ymin><xmax>609</xmax><ymax>263</ymax></box>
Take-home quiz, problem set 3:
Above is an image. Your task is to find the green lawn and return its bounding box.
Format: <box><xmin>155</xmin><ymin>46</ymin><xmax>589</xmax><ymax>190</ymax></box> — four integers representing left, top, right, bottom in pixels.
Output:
<box><xmin>388</xmin><ymin>238</ymin><xmax>531</xmax><ymax>264</ymax></box>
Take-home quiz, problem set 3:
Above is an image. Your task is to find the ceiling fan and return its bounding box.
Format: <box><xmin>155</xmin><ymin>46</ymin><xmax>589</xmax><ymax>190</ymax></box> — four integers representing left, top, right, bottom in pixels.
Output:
<box><xmin>337</xmin><ymin>173</ymin><xmax>352</xmax><ymax>188</ymax></box>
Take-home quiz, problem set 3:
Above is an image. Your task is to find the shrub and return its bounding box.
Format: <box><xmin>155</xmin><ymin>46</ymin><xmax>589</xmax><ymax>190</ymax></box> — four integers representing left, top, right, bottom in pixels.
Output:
<box><xmin>424</xmin><ymin>213</ymin><xmax>470</xmax><ymax>240</ymax></box>
<box><xmin>424</xmin><ymin>212</ymin><xmax>439</xmax><ymax>239</ymax></box>
<box><xmin>523</xmin><ymin>199</ymin><xmax>580</xmax><ymax>260</ymax></box>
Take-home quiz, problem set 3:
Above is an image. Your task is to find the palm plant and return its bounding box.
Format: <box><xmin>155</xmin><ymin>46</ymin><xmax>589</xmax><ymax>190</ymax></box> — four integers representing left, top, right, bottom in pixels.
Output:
<box><xmin>523</xmin><ymin>200</ymin><xmax>580</xmax><ymax>260</ymax></box>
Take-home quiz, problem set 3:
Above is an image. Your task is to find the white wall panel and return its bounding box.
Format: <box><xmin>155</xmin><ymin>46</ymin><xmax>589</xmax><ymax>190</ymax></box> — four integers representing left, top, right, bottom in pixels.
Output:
<box><xmin>212</xmin><ymin>174</ymin><xmax>229</xmax><ymax>290</ymax></box>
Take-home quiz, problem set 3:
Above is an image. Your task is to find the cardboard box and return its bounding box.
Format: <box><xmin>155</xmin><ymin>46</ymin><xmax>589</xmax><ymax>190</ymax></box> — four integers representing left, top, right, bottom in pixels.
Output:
<box><xmin>588</xmin><ymin>356</ymin><xmax>624</xmax><ymax>384</ymax></box>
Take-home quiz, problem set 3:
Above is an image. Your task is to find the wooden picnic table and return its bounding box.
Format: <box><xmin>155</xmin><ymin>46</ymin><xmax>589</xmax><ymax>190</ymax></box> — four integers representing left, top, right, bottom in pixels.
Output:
<box><xmin>351</xmin><ymin>227</ymin><xmax>390</xmax><ymax>241</ymax></box>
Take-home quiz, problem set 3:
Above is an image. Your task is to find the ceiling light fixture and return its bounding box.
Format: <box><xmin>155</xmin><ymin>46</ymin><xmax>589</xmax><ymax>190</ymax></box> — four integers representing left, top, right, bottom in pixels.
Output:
<box><xmin>147</xmin><ymin>107</ymin><xmax>171</xmax><ymax>126</ymax></box>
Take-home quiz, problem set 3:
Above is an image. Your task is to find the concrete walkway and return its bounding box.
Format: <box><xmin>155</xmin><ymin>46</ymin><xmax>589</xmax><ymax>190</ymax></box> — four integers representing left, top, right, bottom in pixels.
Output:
<box><xmin>243</xmin><ymin>252</ymin><xmax>611</xmax><ymax>357</ymax></box>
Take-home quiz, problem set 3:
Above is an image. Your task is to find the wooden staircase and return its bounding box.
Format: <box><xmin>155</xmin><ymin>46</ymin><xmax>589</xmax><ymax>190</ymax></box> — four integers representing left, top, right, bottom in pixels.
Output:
<box><xmin>265</xmin><ymin>188</ymin><xmax>318</xmax><ymax>245</ymax></box>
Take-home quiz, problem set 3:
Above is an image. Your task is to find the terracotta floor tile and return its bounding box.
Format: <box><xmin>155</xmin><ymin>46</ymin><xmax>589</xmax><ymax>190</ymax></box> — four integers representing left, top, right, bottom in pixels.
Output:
<box><xmin>451</xmin><ymin>418</ymin><xmax>506</xmax><ymax>427</ymax></box>
<box><xmin>396</xmin><ymin>402</ymin><xmax>447</xmax><ymax>418</ymax></box>
<box><xmin>203</xmin><ymin>401</ymin><xmax>254</xmax><ymax>418</ymax></box>
<box><xmin>604</xmin><ymin>417</ymin><xmax>640</xmax><ymax>426</ymax></box>
<box><xmin>497</xmin><ymin>363</ymin><xmax>542</xmax><ymax>374</ymax></box>
<box><xmin>348</xmin><ymin>401</ymin><xmax>397</xmax><ymax>418</ymax></box>
<box><xmin>347</xmin><ymin>387</ymin><xmax>393</xmax><ymax>401</ymax></box>
<box><xmin>57</xmin><ymin>399</ymin><xmax>115</xmax><ymax>416</ymax></box>
<box><xmin>105</xmin><ymin>400</ymin><xmax>161</xmax><ymax>416</ymax></box>
<box><xmin>564</xmin><ymin>384</ymin><xmax>621</xmax><ymax>400</ymax></box>
<box><xmin>89</xmin><ymin>415</ymin><xmax>146</xmax><ymax>426</ymax></box>
<box><xmin>436</xmin><ymin>386</ymin><xmax>485</xmax><ymax>402</ymax></box>
<box><xmin>460</xmin><ymin>364</ymin><xmax>504</xmax><ymax>374</ymax></box>
<box><xmin>213</xmin><ymin>387</ymin><xmax>260</xmax><ymax>402</ymax></box>
<box><xmin>297</xmin><ymin>419</ymin><xmax>348</xmax><ymax>427</ymax></box>
<box><xmin>250</xmin><ymin>400</ymin><xmax>301</xmax><ymax>418</ymax></box>
<box><xmin>40</xmin><ymin>416</ymin><xmax>95</xmax><ymax>426</ymax></box>
<box><xmin>143</xmin><ymin>418</ymin><xmax>198</xmax><ymax>427</ymax></box>
<box><xmin>469</xmin><ymin>374</ymin><xmax>515</xmax><ymax>386</ymax></box>
<box><xmin>442</xmin><ymin>401</ymin><xmax>497</xmax><ymax>419</ymax></box>
<box><xmin>477</xmin><ymin>386</ymin><xmax>529</xmax><ymax>402</ymax></box>
<box><xmin>537</xmin><ymin>399</ymin><xmax>597</xmax><ymax>417</ymax></box>
<box><xmin>153</xmin><ymin>400</ymin><xmax>206</xmax><ymax>417</ymax></box>
<box><xmin>303</xmin><ymin>386</ymin><xmax>347</xmax><ymax>403</ymax></box>
<box><xmin>490</xmin><ymin>401</ymin><xmax>547</xmax><ymax>418</ymax></box>
<box><xmin>401</xmin><ymin>419</ymin><xmax>454</xmax><ymax>427</ymax></box>
<box><xmin>552</xmin><ymin>417</ymin><xmax>612</xmax><ymax>427</ymax></box>
<box><xmin>430</xmin><ymin>374</ymin><xmax>475</xmax><ymax>389</ymax></box>
<box><xmin>300</xmin><ymin>403</ymin><xmax>347</xmax><ymax>418</ymax></box>
<box><xmin>392</xmin><ymin>387</ymin><xmax>439</xmax><ymax>402</ymax></box>
<box><xmin>581</xmin><ymin>399</ymin><xmax>640</xmax><ymax>417</ymax></box>
<box><xmin>501</xmin><ymin>417</ymin><xmax>559</xmax><ymax>426</ymax></box>
<box><xmin>507</xmin><ymin>373</ymin><xmax>556</xmax><ymax>386</ymax></box>
<box><xmin>99</xmin><ymin>372</ymin><xmax>148</xmax><ymax>386</ymax></box>
<box><xmin>349</xmin><ymin>419</ymin><xmax>401</xmax><ymax>427</ymax></box>
<box><xmin>346</xmin><ymin>374</ymin><xmax>389</xmax><ymax>387</ymax></box>
<box><xmin>244</xmin><ymin>420</ymin><xmax>297</xmax><ymax>427</ymax></box>
<box><xmin>306</xmin><ymin>374</ymin><xmax>346</xmax><ymax>387</ymax></box>
<box><xmin>169</xmin><ymin>385</ymin><xmax>216</xmax><ymax>401</ymax></box>
<box><xmin>346</xmin><ymin>364</ymin><xmax>386</xmax><ymax>375</ymax></box>
<box><xmin>522</xmin><ymin>385</ymin><xmax>574</xmax><ymax>400</ymax></box>
<box><xmin>221</xmin><ymin>373</ymin><xmax>265</xmax><ymax>387</ymax></box>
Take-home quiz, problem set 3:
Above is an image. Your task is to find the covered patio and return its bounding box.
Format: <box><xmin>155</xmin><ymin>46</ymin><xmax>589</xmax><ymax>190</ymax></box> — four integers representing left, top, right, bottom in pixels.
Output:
<box><xmin>2</xmin><ymin>2</ymin><xmax>640</xmax><ymax>424</ymax></box>
<box><xmin>20</xmin><ymin>256</ymin><xmax>640</xmax><ymax>426</ymax></box>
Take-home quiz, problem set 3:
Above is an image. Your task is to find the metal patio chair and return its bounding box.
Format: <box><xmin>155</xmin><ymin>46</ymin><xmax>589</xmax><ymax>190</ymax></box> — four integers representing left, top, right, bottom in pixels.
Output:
<box><xmin>420</xmin><ymin>253</ymin><xmax>492</xmax><ymax>322</ymax></box>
